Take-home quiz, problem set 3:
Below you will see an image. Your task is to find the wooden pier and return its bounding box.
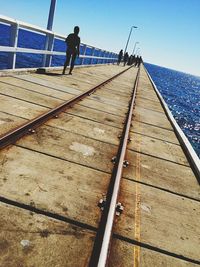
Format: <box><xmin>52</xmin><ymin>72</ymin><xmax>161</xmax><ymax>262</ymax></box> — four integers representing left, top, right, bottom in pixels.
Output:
<box><xmin>0</xmin><ymin>64</ymin><xmax>199</xmax><ymax>266</ymax></box>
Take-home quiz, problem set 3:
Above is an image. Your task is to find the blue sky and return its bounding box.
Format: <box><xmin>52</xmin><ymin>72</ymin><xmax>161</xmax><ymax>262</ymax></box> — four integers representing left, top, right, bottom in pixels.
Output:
<box><xmin>1</xmin><ymin>0</ymin><xmax>200</xmax><ymax>76</ymax></box>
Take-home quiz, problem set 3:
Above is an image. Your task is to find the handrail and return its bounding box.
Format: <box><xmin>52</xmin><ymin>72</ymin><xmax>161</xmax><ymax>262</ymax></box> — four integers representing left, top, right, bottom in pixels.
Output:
<box><xmin>0</xmin><ymin>15</ymin><xmax>118</xmax><ymax>69</ymax></box>
<box><xmin>0</xmin><ymin>45</ymin><xmax>114</xmax><ymax>60</ymax></box>
<box><xmin>0</xmin><ymin>15</ymin><xmax>52</xmax><ymax>35</ymax></box>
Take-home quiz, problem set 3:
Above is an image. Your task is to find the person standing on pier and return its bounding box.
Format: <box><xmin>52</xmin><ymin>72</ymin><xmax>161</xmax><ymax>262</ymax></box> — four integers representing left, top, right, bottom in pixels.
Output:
<box><xmin>117</xmin><ymin>49</ymin><xmax>123</xmax><ymax>65</ymax></box>
<box><xmin>62</xmin><ymin>26</ymin><xmax>80</xmax><ymax>75</ymax></box>
<box><xmin>123</xmin><ymin>52</ymin><xmax>129</xmax><ymax>66</ymax></box>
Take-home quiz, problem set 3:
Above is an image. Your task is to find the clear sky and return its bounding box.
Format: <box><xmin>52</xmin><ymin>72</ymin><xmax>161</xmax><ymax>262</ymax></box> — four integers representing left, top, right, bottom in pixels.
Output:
<box><xmin>1</xmin><ymin>0</ymin><xmax>200</xmax><ymax>76</ymax></box>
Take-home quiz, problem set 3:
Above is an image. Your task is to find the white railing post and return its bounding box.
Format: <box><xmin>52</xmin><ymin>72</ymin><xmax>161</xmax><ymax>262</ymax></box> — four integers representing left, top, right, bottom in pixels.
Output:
<box><xmin>81</xmin><ymin>44</ymin><xmax>87</xmax><ymax>65</ymax></box>
<box><xmin>108</xmin><ymin>52</ymin><xmax>111</xmax><ymax>64</ymax></box>
<box><xmin>99</xmin><ymin>50</ymin><xmax>102</xmax><ymax>64</ymax></box>
<box><xmin>105</xmin><ymin>51</ymin><xmax>108</xmax><ymax>64</ymax></box>
<box><xmin>8</xmin><ymin>22</ymin><xmax>19</xmax><ymax>69</ymax></box>
<box><xmin>42</xmin><ymin>33</ymin><xmax>54</xmax><ymax>67</ymax></box>
<box><xmin>111</xmin><ymin>53</ymin><xmax>114</xmax><ymax>64</ymax></box>
<box><xmin>96</xmin><ymin>50</ymin><xmax>100</xmax><ymax>65</ymax></box>
<box><xmin>100</xmin><ymin>49</ymin><xmax>104</xmax><ymax>64</ymax></box>
<box><xmin>90</xmin><ymin>47</ymin><xmax>95</xmax><ymax>65</ymax></box>
<box><xmin>114</xmin><ymin>53</ymin><xmax>117</xmax><ymax>64</ymax></box>
<box><xmin>103</xmin><ymin>50</ymin><xmax>106</xmax><ymax>64</ymax></box>
<box><xmin>42</xmin><ymin>0</ymin><xmax>56</xmax><ymax>67</ymax></box>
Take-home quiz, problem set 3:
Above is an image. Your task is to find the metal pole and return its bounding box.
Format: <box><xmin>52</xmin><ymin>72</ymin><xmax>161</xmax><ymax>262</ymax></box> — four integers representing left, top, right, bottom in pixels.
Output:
<box><xmin>124</xmin><ymin>25</ymin><xmax>137</xmax><ymax>55</ymax></box>
<box><xmin>132</xmin><ymin>41</ymin><xmax>139</xmax><ymax>55</ymax></box>
<box><xmin>81</xmin><ymin>44</ymin><xmax>87</xmax><ymax>65</ymax></box>
<box><xmin>8</xmin><ymin>23</ymin><xmax>19</xmax><ymax>69</ymax></box>
<box><xmin>90</xmin><ymin>47</ymin><xmax>95</xmax><ymax>65</ymax></box>
<box><xmin>47</xmin><ymin>0</ymin><xmax>57</xmax><ymax>30</ymax></box>
<box><xmin>42</xmin><ymin>0</ymin><xmax>57</xmax><ymax>67</ymax></box>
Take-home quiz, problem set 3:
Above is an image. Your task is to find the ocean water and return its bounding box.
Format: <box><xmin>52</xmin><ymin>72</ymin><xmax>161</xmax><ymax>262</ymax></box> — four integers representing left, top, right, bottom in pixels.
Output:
<box><xmin>145</xmin><ymin>63</ymin><xmax>200</xmax><ymax>158</ymax></box>
<box><xmin>0</xmin><ymin>23</ymin><xmax>199</xmax><ymax>157</ymax></box>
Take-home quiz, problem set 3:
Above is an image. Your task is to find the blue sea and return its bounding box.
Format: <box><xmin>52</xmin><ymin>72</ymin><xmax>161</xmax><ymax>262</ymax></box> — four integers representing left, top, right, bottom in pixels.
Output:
<box><xmin>145</xmin><ymin>63</ymin><xmax>200</xmax><ymax>158</ymax></box>
<box><xmin>0</xmin><ymin>23</ymin><xmax>199</xmax><ymax>158</ymax></box>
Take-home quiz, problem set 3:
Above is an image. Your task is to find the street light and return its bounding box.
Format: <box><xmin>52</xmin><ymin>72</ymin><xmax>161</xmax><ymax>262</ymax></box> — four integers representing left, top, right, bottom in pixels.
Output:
<box><xmin>124</xmin><ymin>25</ymin><xmax>138</xmax><ymax>55</ymax></box>
<box><xmin>132</xmin><ymin>41</ymin><xmax>139</xmax><ymax>55</ymax></box>
<box><xmin>43</xmin><ymin>0</ymin><xmax>57</xmax><ymax>67</ymax></box>
<box><xmin>47</xmin><ymin>0</ymin><xmax>57</xmax><ymax>30</ymax></box>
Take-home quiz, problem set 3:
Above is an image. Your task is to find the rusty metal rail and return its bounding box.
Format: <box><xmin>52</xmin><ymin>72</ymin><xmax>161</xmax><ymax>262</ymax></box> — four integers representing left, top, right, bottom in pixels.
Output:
<box><xmin>89</xmin><ymin>67</ymin><xmax>140</xmax><ymax>267</ymax></box>
<box><xmin>0</xmin><ymin>66</ymin><xmax>133</xmax><ymax>150</ymax></box>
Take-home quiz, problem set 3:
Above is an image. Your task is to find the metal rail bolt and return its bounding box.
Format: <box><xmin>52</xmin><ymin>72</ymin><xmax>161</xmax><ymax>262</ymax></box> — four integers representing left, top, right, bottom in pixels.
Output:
<box><xmin>111</xmin><ymin>156</ymin><xmax>117</xmax><ymax>164</ymax></box>
<box><xmin>28</xmin><ymin>129</ymin><xmax>36</xmax><ymax>134</ymax></box>
<box><xmin>116</xmin><ymin>202</ymin><xmax>124</xmax><ymax>216</ymax></box>
<box><xmin>98</xmin><ymin>194</ymin><xmax>107</xmax><ymax>211</ymax></box>
<box><xmin>123</xmin><ymin>160</ymin><xmax>129</xmax><ymax>168</ymax></box>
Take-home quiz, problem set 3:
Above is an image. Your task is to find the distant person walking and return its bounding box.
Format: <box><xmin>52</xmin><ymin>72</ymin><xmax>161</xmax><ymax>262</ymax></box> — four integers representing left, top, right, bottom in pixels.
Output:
<box><xmin>123</xmin><ymin>52</ymin><xmax>129</xmax><ymax>66</ymax></box>
<box><xmin>62</xmin><ymin>26</ymin><xmax>80</xmax><ymax>75</ymax></box>
<box><xmin>138</xmin><ymin>56</ymin><xmax>143</xmax><ymax>66</ymax></box>
<box><xmin>135</xmin><ymin>55</ymin><xmax>143</xmax><ymax>67</ymax></box>
<box><xmin>127</xmin><ymin>55</ymin><xmax>133</xmax><ymax>65</ymax></box>
<box><xmin>117</xmin><ymin>49</ymin><xmax>123</xmax><ymax>65</ymax></box>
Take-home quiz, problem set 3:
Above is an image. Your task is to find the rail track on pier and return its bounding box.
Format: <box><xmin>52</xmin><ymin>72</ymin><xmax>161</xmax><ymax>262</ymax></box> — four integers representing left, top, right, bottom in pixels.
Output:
<box><xmin>0</xmin><ymin>65</ymin><xmax>140</xmax><ymax>266</ymax></box>
<box><xmin>0</xmin><ymin>65</ymin><xmax>200</xmax><ymax>267</ymax></box>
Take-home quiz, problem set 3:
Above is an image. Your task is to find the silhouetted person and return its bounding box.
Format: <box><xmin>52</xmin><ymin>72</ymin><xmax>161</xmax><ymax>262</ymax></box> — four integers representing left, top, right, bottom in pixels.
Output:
<box><xmin>134</xmin><ymin>55</ymin><xmax>143</xmax><ymax>67</ymax></box>
<box><xmin>62</xmin><ymin>26</ymin><xmax>80</xmax><ymax>75</ymax></box>
<box><xmin>123</xmin><ymin>52</ymin><xmax>129</xmax><ymax>66</ymax></box>
<box><xmin>138</xmin><ymin>56</ymin><xmax>143</xmax><ymax>66</ymax></box>
<box><xmin>127</xmin><ymin>55</ymin><xmax>134</xmax><ymax>65</ymax></box>
<box><xmin>135</xmin><ymin>56</ymin><xmax>139</xmax><ymax>67</ymax></box>
<box><xmin>132</xmin><ymin>55</ymin><xmax>136</xmax><ymax>65</ymax></box>
<box><xmin>117</xmin><ymin>49</ymin><xmax>123</xmax><ymax>65</ymax></box>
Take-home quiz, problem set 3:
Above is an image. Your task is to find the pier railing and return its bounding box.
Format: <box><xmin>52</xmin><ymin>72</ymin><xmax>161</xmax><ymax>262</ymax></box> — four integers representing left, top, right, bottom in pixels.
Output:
<box><xmin>0</xmin><ymin>15</ymin><xmax>118</xmax><ymax>70</ymax></box>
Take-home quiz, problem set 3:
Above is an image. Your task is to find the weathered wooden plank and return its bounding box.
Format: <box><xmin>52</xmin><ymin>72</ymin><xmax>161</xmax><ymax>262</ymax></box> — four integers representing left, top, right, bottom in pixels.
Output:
<box><xmin>114</xmin><ymin>179</ymin><xmax>200</xmax><ymax>261</ymax></box>
<box><xmin>15</xmin><ymin>124</ymin><xmax>118</xmax><ymax>174</ymax></box>
<box><xmin>131</xmin><ymin>120</ymin><xmax>179</xmax><ymax>144</ymax></box>
<box><xmin>109</xmin><ymin>239</ymin><xmax>198</xmax><ymax>267</ymax></box>
<box><xmin>0</xmin><ymin>95</ymin><xmax>47</xmax><ymax>120</ymax></box>
<box><xmin>124</xmin><ymin>150</ymin><xmax>199</xmax><ymax>200</ymax></box>
<box><xmin>0</xmin><ymin>203</ymin><xmax>95</xmax><ymax>267</ymax></box>
<box><xmin>129</xmin><ymin>132</ymin><xmax>189</xmax><ymax>166</ymax></box>
<box><xmin>0</xmin><ymin>146</ymin><xmax>109</xmax><ymax>227</ymax></box>
<box><xmin>134</xmin><ymin>106</ymin><xmax>172</xmax><ymax>130</ymax></box>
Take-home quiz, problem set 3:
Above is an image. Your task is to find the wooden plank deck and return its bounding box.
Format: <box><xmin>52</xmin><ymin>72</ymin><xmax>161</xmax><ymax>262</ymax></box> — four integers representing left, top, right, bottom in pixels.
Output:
<box><xmin>0</xmin><ymin>64</ymin><xmax>199</xmax><ymax>267</ymax></box>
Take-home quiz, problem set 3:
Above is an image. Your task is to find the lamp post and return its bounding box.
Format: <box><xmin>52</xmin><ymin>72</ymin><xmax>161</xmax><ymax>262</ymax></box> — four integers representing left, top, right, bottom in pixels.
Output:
<box><xmin>132</xmin><ymin>41</ymin><xmax>139</xmax><ymax>55</ymax></box>
<box><xmin>42</xmin><ymin>0</ymin><xmax>57</xmax><ymax>67</ymax></box>
<box><xmin>124</xmin><ymin>25</ymin><xmax>138</xmax><ymax>55</ymax></box>
<box><xmin>47</xmin><ymin>0</ymin><xmax>57</xmax><ymax>30</ymax></box>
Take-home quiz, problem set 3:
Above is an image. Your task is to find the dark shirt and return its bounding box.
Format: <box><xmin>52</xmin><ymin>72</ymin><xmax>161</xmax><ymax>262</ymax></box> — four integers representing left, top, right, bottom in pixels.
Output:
<box><xmin>124</xmin><ymin>53</ymin><xmax>129</xmax><ymax>61</ymax></box>
<box><xmin>118</xmin><ymin>51</ymin><xmax>123</xmax><ymax>59</ymax></box>
<box><xmin>65</xmin><ymin>33</ymin><xmax>80</xmax><ymax>53</ymax></box>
